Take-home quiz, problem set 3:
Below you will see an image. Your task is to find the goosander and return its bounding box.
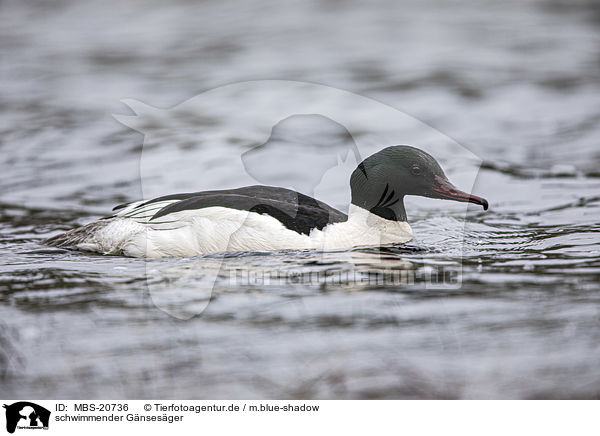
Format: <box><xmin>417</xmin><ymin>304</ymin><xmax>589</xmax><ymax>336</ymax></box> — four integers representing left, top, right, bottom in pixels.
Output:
<box><xmin>45</xmin><ymin>145</ymin><xmax>488</xmax><ymax>257</ymax></box>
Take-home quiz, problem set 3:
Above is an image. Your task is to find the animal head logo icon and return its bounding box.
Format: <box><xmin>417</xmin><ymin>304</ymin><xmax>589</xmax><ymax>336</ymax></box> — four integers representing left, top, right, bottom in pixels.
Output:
<box><xmin>3</xmin><ymin>402</ymin><xmax>50</xmax><ymax>434</ymax></box>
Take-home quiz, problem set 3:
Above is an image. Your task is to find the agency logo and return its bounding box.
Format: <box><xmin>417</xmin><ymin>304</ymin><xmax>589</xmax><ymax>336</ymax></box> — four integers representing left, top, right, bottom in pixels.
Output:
<box><xmin>3</xmin><ymin>402</ymin><xmax>50</xmax><ymax>434</ymax></box>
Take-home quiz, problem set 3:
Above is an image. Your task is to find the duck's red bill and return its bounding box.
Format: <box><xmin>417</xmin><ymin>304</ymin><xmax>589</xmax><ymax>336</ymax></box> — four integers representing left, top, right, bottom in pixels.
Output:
<box><xmin>432</xmin><ymin>175</ymin><xmax>489</xmax><ymax>210</ymax></box>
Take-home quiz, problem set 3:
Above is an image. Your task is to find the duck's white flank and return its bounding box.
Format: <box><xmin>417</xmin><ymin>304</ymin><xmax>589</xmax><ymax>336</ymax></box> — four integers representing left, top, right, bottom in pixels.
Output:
<box><xmin>73</xmin><ymin>203</ymin><xmax>413</xmax><ymax>258</ymax></box>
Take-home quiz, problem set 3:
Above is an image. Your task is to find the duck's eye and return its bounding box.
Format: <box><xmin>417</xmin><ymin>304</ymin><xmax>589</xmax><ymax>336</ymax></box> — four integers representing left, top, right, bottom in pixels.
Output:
<box><xmin>411</xmin><ymin>165</ymin><xmax>422</xmax><ymax>176</ymax></box>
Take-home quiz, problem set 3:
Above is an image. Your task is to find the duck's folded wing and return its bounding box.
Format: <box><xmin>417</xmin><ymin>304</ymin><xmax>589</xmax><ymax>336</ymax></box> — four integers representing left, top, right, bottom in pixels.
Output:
<box><xmin>144</xmin><ymin>186</ymin><xmax>348</xmax><ymax>235</ymax></box>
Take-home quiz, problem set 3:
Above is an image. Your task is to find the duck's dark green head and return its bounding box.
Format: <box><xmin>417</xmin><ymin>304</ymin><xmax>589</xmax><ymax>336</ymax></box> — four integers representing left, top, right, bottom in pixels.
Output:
<box><xmin>350</xmin><ymin>145</ymin><xmax>488</xmax><ymax>221</ymax></box>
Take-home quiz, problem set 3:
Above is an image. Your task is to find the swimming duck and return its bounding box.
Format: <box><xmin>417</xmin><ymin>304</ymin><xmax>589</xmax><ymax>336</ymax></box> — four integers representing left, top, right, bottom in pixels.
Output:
<box><xmin>45</xmin><ymin>145</ymin><xmax>488</xmax><ymax>257</ymax></box>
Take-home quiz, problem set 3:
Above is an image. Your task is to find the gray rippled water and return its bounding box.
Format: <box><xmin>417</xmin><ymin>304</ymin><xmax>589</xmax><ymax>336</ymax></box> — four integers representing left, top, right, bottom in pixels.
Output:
<box><xmin>1</xmin><ymin>0</ymin><xmax>599</xmax><ymax>399</ymax></box>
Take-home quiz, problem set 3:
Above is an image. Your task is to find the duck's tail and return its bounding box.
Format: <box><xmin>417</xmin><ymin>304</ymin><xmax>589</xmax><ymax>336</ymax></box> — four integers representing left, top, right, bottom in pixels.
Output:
<box><xmin>44</xmin><ymin>218</ymin><xmax>116</xmax><ymax>249</ymax></box>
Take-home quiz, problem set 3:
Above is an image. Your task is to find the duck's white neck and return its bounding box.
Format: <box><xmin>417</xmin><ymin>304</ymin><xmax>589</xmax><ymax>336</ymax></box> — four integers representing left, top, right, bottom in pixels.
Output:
<box><xmin>315</xmin><ymin>204</ymin><xmax>413</xmax><ymax>249</ymax></box>
<box><xmin>347</xmin><ymin>204</ymin><xmax>405</xmax><ymax>224</ymax></box>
